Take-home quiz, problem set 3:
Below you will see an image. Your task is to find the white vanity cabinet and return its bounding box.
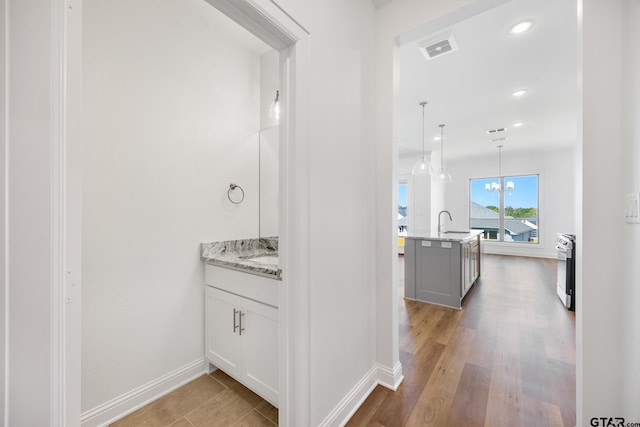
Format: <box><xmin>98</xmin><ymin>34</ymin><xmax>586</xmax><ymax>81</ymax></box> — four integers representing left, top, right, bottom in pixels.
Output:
<box><xmin>204</xmin><ymin>265</ymin><xmax>279</xmax><ymax>407</ymax></box>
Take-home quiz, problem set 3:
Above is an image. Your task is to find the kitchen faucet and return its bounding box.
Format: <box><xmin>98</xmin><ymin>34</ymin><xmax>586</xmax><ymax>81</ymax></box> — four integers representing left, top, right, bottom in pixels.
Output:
<box><xmin>438</xmin><ymin>210</ymin><xmax>453</xmax><ymax>233</ymax></box>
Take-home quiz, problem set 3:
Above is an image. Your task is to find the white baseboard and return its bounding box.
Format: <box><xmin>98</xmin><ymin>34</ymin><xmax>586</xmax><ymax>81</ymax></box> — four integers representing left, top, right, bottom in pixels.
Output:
<box><xmin>481</xmin><ymin>242</ymin><xmax>556</xmax><ymax>259</ymax></box>
<box><xmin>80</xmin><ymin>358</ymin><xmax>208</xmax><ymax>427</ymax></box>
<box><xmin>375</xmin><ymin>361</ymin><xmax>404</xmax><ymax>390</ymax></box>
<box><xmin>318</xmin><ymin>362</ymin><xmax>404</xmax><ymax>427</ymax></box>
<box><xmin>80</xmin><ymin>358</ymin><xmax>403</xmax><ymax>427</ymax></box>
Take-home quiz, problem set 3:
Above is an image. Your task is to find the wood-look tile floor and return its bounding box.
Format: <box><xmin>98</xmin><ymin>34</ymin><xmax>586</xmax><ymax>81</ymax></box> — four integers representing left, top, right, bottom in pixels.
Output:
<box><xmin>110</xmin><ymin>369</ymin><xmax>278</xmax><ymax>427</ymax></box>
<box><xmin>347</xmin><ymin>254</ymin><xmax>576</xmax><ymax>427</ymax></box>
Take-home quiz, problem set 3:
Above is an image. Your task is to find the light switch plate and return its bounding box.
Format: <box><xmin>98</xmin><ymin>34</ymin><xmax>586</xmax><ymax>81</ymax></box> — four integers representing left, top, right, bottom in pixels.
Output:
<box><xmin>625</xmin><ymin>193</ymin><xmax>640</xmax><ymax>223</ymax></box>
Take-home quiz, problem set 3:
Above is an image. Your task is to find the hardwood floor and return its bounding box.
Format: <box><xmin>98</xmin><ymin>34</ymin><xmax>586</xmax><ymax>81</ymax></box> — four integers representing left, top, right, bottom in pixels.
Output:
<box><xmin>110</xmin><ymin>369</ymin><xmax>278</xmax><ymax>426</ymax></box>
<box><xmin>347</xmin><ymin>254</ymin><xmax>576</xmax><ymax>427</ymax></box>
<box><xmin>113</xmin><ymin>254</ymin><xmax>574</xmax><ymax>427</ymax></box>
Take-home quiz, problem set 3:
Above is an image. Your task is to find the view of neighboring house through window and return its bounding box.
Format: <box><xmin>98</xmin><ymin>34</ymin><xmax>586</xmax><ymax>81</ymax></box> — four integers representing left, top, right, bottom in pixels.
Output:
<box><xmin>398</xmin><ymin>182</ymin><xmax>408</xmax><ymax>236</ymax></box>
<box><xmin>469</xmin><ymin>175</ymin><xmax>539</xmax><ymax>243</ymax></box>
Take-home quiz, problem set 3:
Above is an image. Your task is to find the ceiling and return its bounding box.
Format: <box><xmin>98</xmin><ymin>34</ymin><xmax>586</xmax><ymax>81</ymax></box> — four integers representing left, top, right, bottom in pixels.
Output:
<box><xmin>397</xmin><ymin>0</ymin><xmax>578</xmax><ymax>160</ymax></box>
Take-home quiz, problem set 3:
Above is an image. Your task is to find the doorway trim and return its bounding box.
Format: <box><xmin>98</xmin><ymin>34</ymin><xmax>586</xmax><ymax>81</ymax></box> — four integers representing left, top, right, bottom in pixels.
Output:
<box><xmin>57</xmin><ymin>0</ymin><xmax>310</xmax><ymax>425</ymax></box>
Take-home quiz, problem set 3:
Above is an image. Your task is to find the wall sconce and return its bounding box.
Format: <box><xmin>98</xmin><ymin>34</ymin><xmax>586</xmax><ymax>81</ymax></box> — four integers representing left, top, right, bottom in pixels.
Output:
<box><xmin>269</xmin><ymin>90</ymin><xmax>280</xmax><ymax>121</ymax></box>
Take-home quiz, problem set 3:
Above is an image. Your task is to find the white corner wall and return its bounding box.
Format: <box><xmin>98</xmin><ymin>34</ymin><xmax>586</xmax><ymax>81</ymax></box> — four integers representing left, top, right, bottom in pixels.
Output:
<box><xmin>444</xmin><ymin>147</ymin><xmax>576</xmax><ymax>259</ymax></box>
<box><xmin>82</xmin><ymin>0</ymin><xmax>265</xmax><ymax>416</ymax></box>
<box><xmin>264</xmin><ymin>0</ymin><xmax>379</xmax><ymax>424</ymax></box>
<box><xmin>0</xmin><ymin>0</ymin><xmax>6</xmax><ymax>422</ymax></box>
<box><xmin>621</xmin><ymin>0</ymin><xmax>640</xmax><ymax>419</ymax></box>
<box><xmin>4</xmin><ymin>0</ymin><xmax>56</xmax><ymax>424</ymax></box>
<box><xmin>579</xmin><ymin>0</ymin><xmax>625</xmax><ymax>423</ymax></box>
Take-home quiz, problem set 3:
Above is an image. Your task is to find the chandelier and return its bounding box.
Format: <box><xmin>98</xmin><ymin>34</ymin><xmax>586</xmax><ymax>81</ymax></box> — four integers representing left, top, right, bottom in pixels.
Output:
<box><xmin>485</xmin><ymin>145</ymin><xmax>514</xmax><ymax>192</ymax></box>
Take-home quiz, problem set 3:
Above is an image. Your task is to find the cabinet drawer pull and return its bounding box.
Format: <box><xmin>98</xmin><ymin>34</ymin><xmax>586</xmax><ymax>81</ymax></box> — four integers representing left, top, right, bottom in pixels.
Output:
<box><xmin>233</xmin><ymin>308</ymin><xmax>239</xmax><ymax>333</ymax></box>
<box><xmin>239</xmin><ymin>311</ymin><xmax>245</xmax><ymax>336</ymax></box>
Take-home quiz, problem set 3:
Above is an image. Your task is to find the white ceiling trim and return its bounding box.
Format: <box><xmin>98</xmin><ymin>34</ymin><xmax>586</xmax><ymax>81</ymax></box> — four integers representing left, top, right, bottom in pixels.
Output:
<box><xmin>394</xmin><ymin>0</ymin><xmax>510</xmax><ymax>46</ymax></box>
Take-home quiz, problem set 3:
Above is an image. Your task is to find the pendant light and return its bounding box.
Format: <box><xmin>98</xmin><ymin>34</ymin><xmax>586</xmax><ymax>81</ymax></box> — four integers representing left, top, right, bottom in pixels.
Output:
<box><xmin>435</xmin><ymin>124</ymin><xmax>452</xmax><ymax>183</ymax></box>
<box><xmin>411</xmin><ymin>101</ymin><xmax>431</xmax><ymax>176</ymax></box>
<box><xmin>269</xmin><ymin>90</ymin><xmax>280</xmax><ymax>121</ymax></box>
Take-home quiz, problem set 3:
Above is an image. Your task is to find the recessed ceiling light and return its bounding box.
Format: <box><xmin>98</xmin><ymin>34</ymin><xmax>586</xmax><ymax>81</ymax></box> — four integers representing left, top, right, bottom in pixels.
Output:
<box><xmin>433</xmin><ymin>136</ymin><xmax>441</xmax><ymax>141</ymax></box>
<box><xmin>513</xmin><ymin>122</ymin><xmax>523</xmax><ymax>127</ymax></box>
<box><xmin>509</xmin><ymin>19</ymin><xmax>535</xmax><ymax>35</ymax></box>
<box><xmin>512</xmin><ymin>89</ymin><xmax>528</xmax><ymax>97</ymax></box>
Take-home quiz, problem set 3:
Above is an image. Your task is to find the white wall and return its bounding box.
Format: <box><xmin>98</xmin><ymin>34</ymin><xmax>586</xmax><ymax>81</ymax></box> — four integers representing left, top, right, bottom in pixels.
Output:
<box><xmin>4</xmin><ymin>0</ymin><xmax>56</xmax><ymax>424</ymax></box>
<box><xmin>82</xmin><ymin>0</ymin><xmax>266</xmax><ymax>413</ymax></box>
<box><xmin>400</xmin><ymin>143</ymin><xmax>576</xmax><ymax>260</ymax></box>
<box><xmin>398</xmin><ymin>155</ymin><xmax>433</xmax><ymax>235</ymax></box>
<box><xmin>444</xmin><ymin>147</ymin><xmax>576</xmax><ymax>258</ymax></box>
<box><xmin>621</xmin><ymin>0</ymin><xmax>640</xmax><ymax>419</ymax></box>
<box><xmin>0</xmin><ymin>0</ymin><xmax>6</xmax><ymax>421</ymax></box>
<box><xmin>262</xmin><ymin>1</ymin><xmax>378</xmax><ymax>424</ymax></box>
<box><xmin>579</xmin><ymin>0</ymin><xmax>625</xmax><ymax>423</ymax></box>
<box><xmin>430</xmin><ymin>152</ymin><xmax>447</xmax><ymax>233</ymax></box>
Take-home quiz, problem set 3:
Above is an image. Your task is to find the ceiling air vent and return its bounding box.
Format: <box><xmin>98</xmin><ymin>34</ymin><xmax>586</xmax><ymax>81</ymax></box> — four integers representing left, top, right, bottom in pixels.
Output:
<box><xmin>419</xmin><ymin>33</ymin><xmax>458</xmax><ymax>60</ymax></box>
<box><xmin>487</xmin><ymin>127</ymin><xmax>507</xmax><ymax>134</ymax></box>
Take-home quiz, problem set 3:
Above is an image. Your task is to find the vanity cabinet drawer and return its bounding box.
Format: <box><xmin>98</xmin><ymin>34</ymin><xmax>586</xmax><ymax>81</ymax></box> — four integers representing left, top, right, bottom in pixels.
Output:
<box><xmin>204</xmin><ymin>264</ymin><xmax>278</xmax><ymax>307</ymax></box>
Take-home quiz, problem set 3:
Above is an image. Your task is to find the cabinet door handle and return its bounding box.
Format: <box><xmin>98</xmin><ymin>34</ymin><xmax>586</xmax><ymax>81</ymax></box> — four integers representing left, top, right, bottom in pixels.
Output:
<box><xmin>239</xmin><ymin>311</ymin><xmax>245</xmax><ymax>336</ymax></box>
<box><xmin>233</xmin><ymin>308</ymin><xmax>239</xmax><ymax>334</ymax></box>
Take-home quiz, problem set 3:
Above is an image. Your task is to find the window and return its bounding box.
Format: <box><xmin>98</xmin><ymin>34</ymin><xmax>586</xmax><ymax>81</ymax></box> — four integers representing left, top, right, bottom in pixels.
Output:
<box><xmin>398</xmin><ymin>182</ymin><xmax>408</xmax><ymax>236</ymax></box>
<box><xmin>469</xmin><ymin>175</ymin><xmax>539</xmax><ymax>243</ymax></box>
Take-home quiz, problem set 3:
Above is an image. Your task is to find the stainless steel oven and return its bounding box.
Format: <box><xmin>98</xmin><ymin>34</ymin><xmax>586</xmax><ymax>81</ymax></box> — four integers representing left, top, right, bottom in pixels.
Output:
<box><xmin>555</xmin><ymin>233</ymin><xmax>576</xmax><ymax>311</ymax></box>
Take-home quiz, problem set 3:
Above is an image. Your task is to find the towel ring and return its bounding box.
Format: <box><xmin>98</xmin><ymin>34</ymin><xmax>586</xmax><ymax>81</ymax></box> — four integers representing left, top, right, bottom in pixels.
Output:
<box><xmin>227</xmin><ymin>183</ymin><xmax>245</xmax><ymax>204</ymax></box>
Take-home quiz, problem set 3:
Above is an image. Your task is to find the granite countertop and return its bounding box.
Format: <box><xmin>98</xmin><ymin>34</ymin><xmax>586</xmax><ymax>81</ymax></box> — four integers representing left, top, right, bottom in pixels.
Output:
<box><xmin>201</xmin><ymin>237</ymin><xmax>282</xmax><ymax>280</ymax></box>
<box><xmin>405</xmin><ymin>229</ymin><xmax>483</xmax><ymax>243</ymax></box>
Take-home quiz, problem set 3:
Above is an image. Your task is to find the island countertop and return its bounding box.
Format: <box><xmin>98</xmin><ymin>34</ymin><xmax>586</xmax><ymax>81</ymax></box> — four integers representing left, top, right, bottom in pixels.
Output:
<box><xmin>405</xmin><ymin>230</ymin><xmax>483</xmax><ymax>243</ymax></box>
<box><xmin>200</xmin><ymin>237</ymin><xmax>281</xmax><ymax>280</ymax></box>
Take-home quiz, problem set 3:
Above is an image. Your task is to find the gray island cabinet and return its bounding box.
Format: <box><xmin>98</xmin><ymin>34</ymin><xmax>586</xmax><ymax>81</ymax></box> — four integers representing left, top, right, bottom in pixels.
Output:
<box><xmin>404</xmin><ymin>231</ymin><xmax>482</xmax><ymax>309</ymax></box>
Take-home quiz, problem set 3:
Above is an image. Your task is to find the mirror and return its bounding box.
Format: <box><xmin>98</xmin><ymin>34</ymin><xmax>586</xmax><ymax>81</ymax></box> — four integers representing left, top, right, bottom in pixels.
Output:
<box><xmin>259</xmin><ymin>50</ymin><xmax>280</xmax><ymax>238</ymax></box>
<box><xmin>259</xmin><ymin>126</ymin><xmax>279</xmax><ymax>237</ymax></box>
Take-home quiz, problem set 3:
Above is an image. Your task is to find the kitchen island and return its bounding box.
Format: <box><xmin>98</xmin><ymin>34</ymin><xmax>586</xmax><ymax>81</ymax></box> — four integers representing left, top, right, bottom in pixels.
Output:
<box><xmin>404</xmin><ymin>230</ymin><xmax>482</xmax><ymax>309</ymax></box>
